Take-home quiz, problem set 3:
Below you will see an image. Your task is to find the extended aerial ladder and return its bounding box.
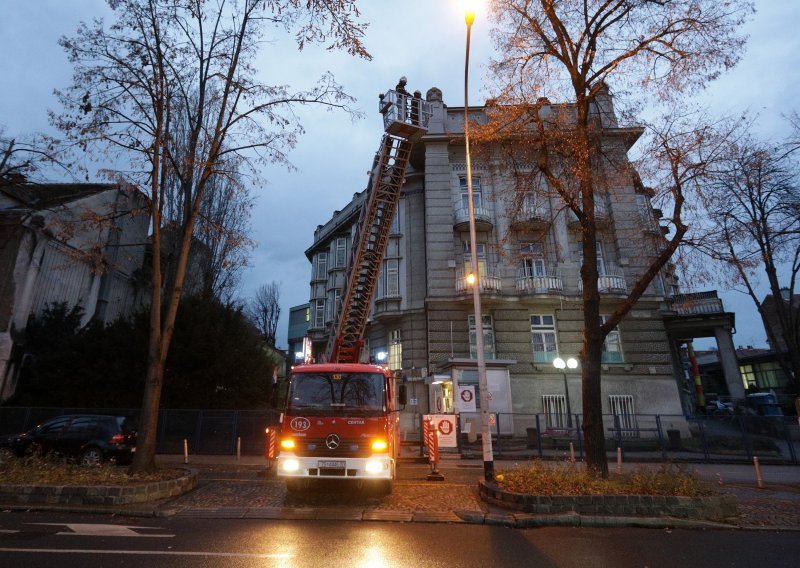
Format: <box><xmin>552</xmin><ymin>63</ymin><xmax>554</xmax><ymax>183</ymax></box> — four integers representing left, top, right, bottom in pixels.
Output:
<box><xmin>325</xmin><ymin>86</ymin><xmax>432</xmax><ymax>364</ymax></box>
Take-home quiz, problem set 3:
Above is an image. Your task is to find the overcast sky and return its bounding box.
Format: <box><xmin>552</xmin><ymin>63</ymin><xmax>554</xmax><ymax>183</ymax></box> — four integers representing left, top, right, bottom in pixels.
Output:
<box><xmin>2</xmin><ymin>1</ymin><xmax>798</xmax><ymax>351</ymax></box>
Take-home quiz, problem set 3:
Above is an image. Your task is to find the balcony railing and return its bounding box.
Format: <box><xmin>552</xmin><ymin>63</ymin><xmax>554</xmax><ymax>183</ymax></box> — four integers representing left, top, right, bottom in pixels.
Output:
<box><xmin>516</xmin><ymin>267</ymin><xmax>563</xmax><ymax>294</ymax></box>
<box><xmin>578</xmin><ymin>264</ymin><xmax>627</xmax><ymax>293</ymax></box>
<box><xmin>511</xmin><ymin>203</ymin><xmax>550</xmax><ymax>229</ymax></box>
<box><xmin>666</xmin><ymin>291</ymin><xmax>724</xmax><ymax>315</ymax></box>
<box><xmin>454</xmin><ymin>206</ymin><xmax>492</xmax><ymax>230</ymax></box>
<box><xmin>455</xmin><ymin>269</ymin><xmax>502</xmax><ymax>294</ymax></box>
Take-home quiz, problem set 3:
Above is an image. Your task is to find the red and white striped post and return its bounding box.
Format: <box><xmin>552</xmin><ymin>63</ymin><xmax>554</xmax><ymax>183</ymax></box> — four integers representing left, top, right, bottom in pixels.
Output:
<box><xmin>424</xmin><ymin>419</ymin><xmax>444</xmax><ymax>481</ymax></box>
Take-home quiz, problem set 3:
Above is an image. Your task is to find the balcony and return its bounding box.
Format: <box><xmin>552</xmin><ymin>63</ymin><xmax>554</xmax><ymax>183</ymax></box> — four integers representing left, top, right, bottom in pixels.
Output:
<box><xmin>666</xmin><ymin>291</ymin><xmax>724</xmax><ymax>315</ymax></box>
<box><xmin>455</xmin><ymin>269</ymin><xmax>502</xmax><ymax>294</ymax></box>
<box><xmin>510</xmin><ymin>203</ymin><xmax>550</xmax><ymax>231</ymax></box>
<box><xmin>453</xmin><ymin>206</ymin><xmax>493</xmax><ymax>232</ymax></box>
<box><xmin>578</xmin><ymin>264</ymin><xmax>627</xmax><ymax>293</ymax></box>
<box><xmin>568</xmin><ymin>200</ymin><xmax>610</xmax><ymax>230</ymax></box>
<box><xmin>516</xmin><ymin>267</ymin><xmax>563</xmax><ymax>294</ymax></box>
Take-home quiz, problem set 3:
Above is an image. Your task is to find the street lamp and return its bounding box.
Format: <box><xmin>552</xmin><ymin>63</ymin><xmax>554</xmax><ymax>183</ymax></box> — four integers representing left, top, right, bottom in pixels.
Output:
<box><xmin>463</xmin><ymin>3</ymin><xmax>494</xmax><ymax>481</ymax></box>
<box><xmin>553</xmin><ymin>357</ymin><xmax>578</xmax><ymax>428</ymax></box>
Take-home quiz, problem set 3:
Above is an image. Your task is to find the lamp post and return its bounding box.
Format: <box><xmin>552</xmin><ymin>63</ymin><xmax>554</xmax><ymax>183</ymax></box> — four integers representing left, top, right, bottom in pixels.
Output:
<box><xmin>553</xmin><ymin>357</ymin><xmax>578</xmax><ymax>428</ymax></box>
<box><xmin>464</xmin><ymin>4</ymin><xmax>494</xmax><ymax>481</ymax></box>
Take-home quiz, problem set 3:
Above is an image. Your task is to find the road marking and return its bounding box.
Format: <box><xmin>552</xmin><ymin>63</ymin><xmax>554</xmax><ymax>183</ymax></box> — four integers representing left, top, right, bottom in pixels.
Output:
<box><xmin>0</xmin><ymin>547</ymin><xmax>292</xmax><ymax>559</ymax></box>
<box><xmin>32</xmin><ymin>523</ymin><xmax>174</xmax><ymax>538</ymax></box>
<box><xmin>0</xmin><ymin>530</ymin><xmax>19</xmax><ymax>534</ymax></box>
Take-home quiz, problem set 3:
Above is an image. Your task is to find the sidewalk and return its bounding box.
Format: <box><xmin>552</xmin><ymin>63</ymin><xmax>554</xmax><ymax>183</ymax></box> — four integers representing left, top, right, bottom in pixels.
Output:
<box><xmin>145</xmin><ymin>453</ymin><xmax>800</xmax><ymax>530</ymax></box>
<box><xmin>2</xmin><ymin>453</ymin><xmax>798</xmax><ymax>529</ymax></box>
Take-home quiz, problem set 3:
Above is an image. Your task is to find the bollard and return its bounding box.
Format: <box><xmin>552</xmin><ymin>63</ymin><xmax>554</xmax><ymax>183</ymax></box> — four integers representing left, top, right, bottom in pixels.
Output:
<box><xmin>236</xmin><ymin>436</ymin><xmax>241</xmax><ymax>461</ymax></box>
<box><xmin>569</xmin><ymin>442</ymin><xmax>575</xmax><ymax>464</ymax></box>
<box><xmin>183</xmin><ymin>438</ymin><xmax>189</xmax><ymax>464</ymax></box>
<box><xmin>753</xmin><ymin>456</ymin><xmax>764</xmax><ymax>488</ymax></box>
<box><xmin>616</xmin><ymin>447</ymin><xmax>622</xmax><ymax>474</ymax></box>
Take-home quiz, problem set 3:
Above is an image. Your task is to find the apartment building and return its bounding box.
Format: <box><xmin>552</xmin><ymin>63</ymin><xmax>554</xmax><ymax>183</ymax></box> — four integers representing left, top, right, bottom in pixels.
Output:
<box><xmin>303</xmin><ymin>84</ymin><xmax>731</xmax><ymax>438</ymax></box>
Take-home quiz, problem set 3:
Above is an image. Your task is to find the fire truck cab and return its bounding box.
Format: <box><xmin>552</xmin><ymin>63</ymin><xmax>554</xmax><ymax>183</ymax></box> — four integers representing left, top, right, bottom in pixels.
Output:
<box><xmin>276</xmin><ymin>363</ymin><xmax>406</xmax><ymax>493</ymax></box>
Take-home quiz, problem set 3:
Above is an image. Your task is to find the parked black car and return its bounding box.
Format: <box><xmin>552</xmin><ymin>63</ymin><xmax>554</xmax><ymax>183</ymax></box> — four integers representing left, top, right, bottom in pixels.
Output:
<box><xmin>0</xmin><ymin>414</ymin><xmax>137</xmax><ymax>466</ymax></box>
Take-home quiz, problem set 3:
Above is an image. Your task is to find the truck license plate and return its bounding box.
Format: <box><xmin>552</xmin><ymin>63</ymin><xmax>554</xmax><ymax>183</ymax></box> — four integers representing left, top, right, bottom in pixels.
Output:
<box><xmin>318</xmin><ymin>460</ymin><xmax>345</xmax><ymax>469</ymax></box>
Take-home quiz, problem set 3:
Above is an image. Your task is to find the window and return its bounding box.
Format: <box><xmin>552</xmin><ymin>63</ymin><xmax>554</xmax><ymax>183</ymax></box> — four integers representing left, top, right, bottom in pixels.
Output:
<box><xmin>740</xmin><ymin>364</ymin><xmax>756</xmax><ymax>389</ymax></box>
<box><xmin>636</xmin><ymin>195</ymin><xmax>658</xmax><ymax>231</ymax></box>
<box><xmin>530</xmin><ymin>314</ymin><xmax>558</xmax><ymax>363</ymax></box>
<box><xmin>314</xmin><ymin>252</ymin><xmax>327</xmax><ymax>280</ymax></box>
<box><xmin>542</xmin><ymin>395</ymin><xmax>567</xmax><ymax>430</ymax></box>
<box><xmin>463</xmin><ymin>241</ymin><xmax>487</xmax><ymax>277</ymax></box>
<box><xmin>522</xmin><ymin>191</ymin><xmax>547</xmax><ymax>217</ymax></box>
<box><xmin>608</xmin><ymin>394</ymin><xmax>637</xmax><ymax>437</ymax></box>
<box><xmin>333</xmin><ymin>237</ymin><xmax>347</xmax><ymax>268</ymax></box>
<box><xmin>468</xmin><ymin>314</ymin><xmax>496</xmax><ymax>359</ymax></box>
<box><xmin>305</xmin><ymin>307</ymin><xmax>310</xmax><ymax>322</ymax></box>
<box><xmin>378</xmin><ymin>258</ymin><xmax>400</xmax><ymax>298</ymax></box>
<box><xmin>390</xmin><ymin>211</ymin><xmax>400</xmax><ymax>234</ymax></box>
<box><xmin>600</xmin><ymin>315</ymin><xmax>623</xmax><ymax>363</ymax></box>
<box><xmin>520</xmin><ymin>242</ymin><xmax>545</xmax><ymax>277</ymax></box>
<box><xmin>389</xmin><ymin>329</ymin><xmax>402</xmax><ymax>370</ymax></box>
<box><xmin>313</xmin><ymin>299</ymin><xmax>325</xmax><ymax>328</ymax></box>
<box><xmin>579</xmin><ymin>241</ymin><xmax>606</xmax><ymax>275</ymax></box>
<box><xmin>756</xmin><ymin>361</ymin><xmax>784</xmax><ymax>388</ymax></box>
<box><xmin>460</xmin><ymin>176</ymin><xmax>482</xmax><ymax>210</ymax></box>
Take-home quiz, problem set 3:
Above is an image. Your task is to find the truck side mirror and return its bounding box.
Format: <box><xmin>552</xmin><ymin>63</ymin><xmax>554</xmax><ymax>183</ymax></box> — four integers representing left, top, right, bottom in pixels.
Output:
<box><xmin>398</xmin><ymin>384</ymin><xmax>408</xmax><ymax>406</ymax></box>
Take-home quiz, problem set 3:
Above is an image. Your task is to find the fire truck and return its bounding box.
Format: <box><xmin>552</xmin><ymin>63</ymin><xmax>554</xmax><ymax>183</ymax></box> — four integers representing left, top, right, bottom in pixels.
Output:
<box><xmin>275</xmin><ymin>83</ymin><xmax>431</xmax><ymax>494</ymax></box>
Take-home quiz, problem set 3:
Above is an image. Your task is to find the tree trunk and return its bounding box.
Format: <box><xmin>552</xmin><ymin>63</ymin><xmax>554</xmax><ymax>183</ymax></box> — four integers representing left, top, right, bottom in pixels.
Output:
<box><xmin>129</xmin><ymin>349</ymin><xmax>164</xmax><ymax>474</ymax></box>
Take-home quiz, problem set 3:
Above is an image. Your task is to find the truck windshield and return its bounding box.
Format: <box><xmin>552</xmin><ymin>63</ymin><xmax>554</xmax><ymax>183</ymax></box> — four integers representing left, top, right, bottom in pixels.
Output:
<box><xmin>288</xmin><ymin>373</ymin><xmax>385</xmax><ymax>416</ymax></box>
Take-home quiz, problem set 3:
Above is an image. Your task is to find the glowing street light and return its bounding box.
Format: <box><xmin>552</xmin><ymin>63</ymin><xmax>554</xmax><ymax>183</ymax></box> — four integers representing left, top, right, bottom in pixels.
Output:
<box><xmin>462</xmin><ymin>3</ymin><xmax>493</xmax><ymax>482</ymax></box>
<box><xmin>553</xmin><ymin>357</ymin><xmax>578</xmax><ymax>428</ymax></box>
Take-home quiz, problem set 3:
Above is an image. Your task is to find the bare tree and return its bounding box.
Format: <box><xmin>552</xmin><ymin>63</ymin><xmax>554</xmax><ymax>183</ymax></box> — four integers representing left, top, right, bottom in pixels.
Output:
<box><xmin>482</xmin><ymin>0</ymin><xmax>752</xmax><ymax>476</ymax></box>
<box><xmin>53</xmin><ymin>0</ymin><xmax>369</xmax><ymax>473</ymax></box>
<box><xmin>248</xmin><ymin>282</ymin><xmax>281</xmax><ymax>345</ymax></box>
<box><xmin>695</xmin><ymin>131</ymin><xmax>800</xmax><ymax>395</ymax></box>
<box><xmin>0</xmin><ymin>128</ymin><xmax>65</xmax><ymax>185</ymax></box>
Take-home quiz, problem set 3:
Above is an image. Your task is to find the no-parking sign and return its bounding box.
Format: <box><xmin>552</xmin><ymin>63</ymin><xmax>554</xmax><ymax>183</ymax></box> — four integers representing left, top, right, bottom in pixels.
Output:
<box><xmin>422</xmin><ymin>414</ymin><xmax>458</xmax><ymax>448</ymax></box>
<box><xmin>457</xmin><ymin>385</ymin><xmax>477</xmax><ymax>412</ymax></box>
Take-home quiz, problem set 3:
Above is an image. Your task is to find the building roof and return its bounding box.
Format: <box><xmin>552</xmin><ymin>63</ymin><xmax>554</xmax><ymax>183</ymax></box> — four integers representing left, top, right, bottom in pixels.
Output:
<box><xmin>1</xmin><ymin>183</ymin><xmax>117</xmax><ymax>210</ymax></box>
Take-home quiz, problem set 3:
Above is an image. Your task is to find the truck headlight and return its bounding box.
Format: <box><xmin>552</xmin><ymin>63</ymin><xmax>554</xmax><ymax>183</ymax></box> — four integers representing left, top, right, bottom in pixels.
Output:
<box><xmin>365</xmin><ymin>460</ymin><xmax>385</xmax><ymax>474</ymax></box>
<box><xmin>281</xmin><ymin>458</ymin><xmax>300</xmax><ymax>472</ymax></box>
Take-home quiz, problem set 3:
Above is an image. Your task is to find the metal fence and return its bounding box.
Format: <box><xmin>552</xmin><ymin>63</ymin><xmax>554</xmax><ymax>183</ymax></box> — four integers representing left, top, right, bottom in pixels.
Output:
<box><xmin>0</xmin><ymin>407</ymin><xmax>281</xmax><ymax>456</ymax></box>
<box><xmin>3</xmin><ymin>407</ymin><xmax>797</xmax><ymax>464</ymax></box>
<box><xmin>448</xmin><ymin>412</ymin><xmax>800</xmax><ymax>465</ymax></box>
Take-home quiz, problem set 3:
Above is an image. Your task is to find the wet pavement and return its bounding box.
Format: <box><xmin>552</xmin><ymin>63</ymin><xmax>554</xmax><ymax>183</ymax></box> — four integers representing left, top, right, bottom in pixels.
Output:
<box><xmin>143</xmin><ymin>453</ymin><xmax>800</xmax><ymax>530</ymax></box>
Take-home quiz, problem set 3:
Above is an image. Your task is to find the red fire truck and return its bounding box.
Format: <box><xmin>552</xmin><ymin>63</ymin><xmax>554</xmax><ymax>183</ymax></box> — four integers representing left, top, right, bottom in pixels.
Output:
<box><xmin>275</xmin><ymin>83</ymin><xmax>431</xmax><ymax>494</ymax></box>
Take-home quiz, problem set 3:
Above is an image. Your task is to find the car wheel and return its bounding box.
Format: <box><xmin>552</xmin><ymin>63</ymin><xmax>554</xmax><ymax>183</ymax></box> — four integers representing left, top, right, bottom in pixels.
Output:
<box><xmin>80</xmin><ymin>447</ymin><xmax>104</xmax><ymax>467</ymax></box>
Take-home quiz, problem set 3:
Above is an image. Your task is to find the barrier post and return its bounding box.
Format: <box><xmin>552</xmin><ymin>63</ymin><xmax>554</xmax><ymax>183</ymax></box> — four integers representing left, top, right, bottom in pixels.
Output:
<box><xmin>183</xmin><ymin>438</ymin><xmax>189</xmax><ymax>464</ymax></box>
<box><xmin>424</xmin><ymin>419</ymin><xmax>444</xmax><ymax>481</ymax></box>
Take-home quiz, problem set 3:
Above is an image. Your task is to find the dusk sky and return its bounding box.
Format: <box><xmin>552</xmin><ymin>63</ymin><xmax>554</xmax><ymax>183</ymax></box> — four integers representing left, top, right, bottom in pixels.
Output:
<box><xmin>2</xmin><ymin>1</ymin><xmax>798</xmax><ymax>350</ymax></box>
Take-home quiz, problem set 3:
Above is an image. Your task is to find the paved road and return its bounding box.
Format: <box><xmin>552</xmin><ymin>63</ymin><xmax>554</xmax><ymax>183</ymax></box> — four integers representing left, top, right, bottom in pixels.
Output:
<box><xmin>1</xmin><ymin>512</ymin><xmax>799</xmax><ymax>567</ymax></box>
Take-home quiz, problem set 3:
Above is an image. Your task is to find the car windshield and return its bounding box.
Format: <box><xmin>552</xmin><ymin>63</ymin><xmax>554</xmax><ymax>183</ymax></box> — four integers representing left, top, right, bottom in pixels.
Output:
<box><xmin>288</xmin><ymin>372</ymin><xmax>385</xmax><ymax>416</ymax></box>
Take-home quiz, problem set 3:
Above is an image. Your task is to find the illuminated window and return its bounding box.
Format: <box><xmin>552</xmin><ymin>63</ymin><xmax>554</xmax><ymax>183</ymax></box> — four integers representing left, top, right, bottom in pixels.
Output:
<box><xmin>463</xmin><ymin>241</ymin><xmax>487</xmax><ymax>277</ymax></box>
<box><xmin>389</xmin><ymin>329</ymin><xmax>402</xmax><ymax>370</ymax></box>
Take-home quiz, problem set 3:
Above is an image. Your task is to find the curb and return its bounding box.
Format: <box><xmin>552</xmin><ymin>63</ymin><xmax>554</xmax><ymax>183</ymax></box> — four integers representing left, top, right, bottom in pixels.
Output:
<box><xmin>0</xmin><ymin>468</ymin><xmax>198</xmax><ymax>507</ymax></box>
<box><xmin>478</xmin><ymin>479</ymin><xmax>739</xmax><ymax>522</ymax></box>
<box><xmin>2</xmin><ymin>501</ymin><xmax>797</xmax><ymax>531</ymax></box>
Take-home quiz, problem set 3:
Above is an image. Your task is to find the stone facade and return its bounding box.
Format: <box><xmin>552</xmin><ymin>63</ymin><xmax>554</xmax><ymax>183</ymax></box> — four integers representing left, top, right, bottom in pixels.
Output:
<box><xmin>303</xmin><ymin>85</ymin><xmax>690</xmax><ymax>439</ymax></box>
